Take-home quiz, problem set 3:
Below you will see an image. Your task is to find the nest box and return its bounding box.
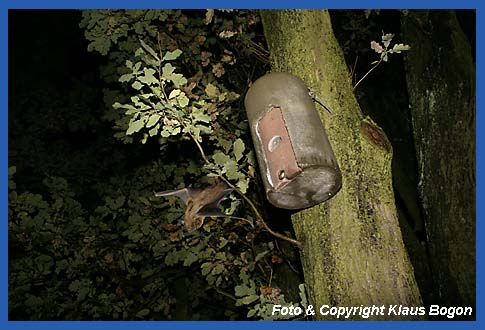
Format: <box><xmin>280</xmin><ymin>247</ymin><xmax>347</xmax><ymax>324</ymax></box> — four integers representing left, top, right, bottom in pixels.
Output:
<box><xmin>244</xmin><ymin>72</ymin><xmax>342</xmax><ymax>209</ymax></box>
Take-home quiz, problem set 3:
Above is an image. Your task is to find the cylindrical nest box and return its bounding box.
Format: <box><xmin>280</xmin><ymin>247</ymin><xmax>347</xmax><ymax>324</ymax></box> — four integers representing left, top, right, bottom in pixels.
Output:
<box><xmin>244</xmin><ymin>72</ymin><xmax>342</xmax><ymax>209</ymax></box>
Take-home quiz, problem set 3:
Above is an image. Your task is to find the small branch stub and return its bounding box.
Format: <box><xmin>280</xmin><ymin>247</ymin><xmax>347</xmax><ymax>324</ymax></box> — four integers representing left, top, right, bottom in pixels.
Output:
<box><xmin>360</xmin><ymin>118</ymin><xmax>392</xmax><ymax>153</ymax></box>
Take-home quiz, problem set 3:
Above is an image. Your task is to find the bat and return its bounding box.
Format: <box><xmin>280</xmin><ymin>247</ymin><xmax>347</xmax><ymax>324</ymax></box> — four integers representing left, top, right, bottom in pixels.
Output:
<box><xmin>154</xmin><ymin>182</ymin><xmax>245</xmax><ymax>233</ymax></box>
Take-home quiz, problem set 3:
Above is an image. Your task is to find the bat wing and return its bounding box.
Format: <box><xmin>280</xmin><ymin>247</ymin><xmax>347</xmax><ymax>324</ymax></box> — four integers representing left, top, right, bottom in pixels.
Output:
<box><xmin>197</xmin><ymin>203</ymin><xmax>246</xmax><ymax>220</ymax></box>
<box><xmin>207</xmin><ymin>187</ymin><xmax>234</xmax><ymax>206</ymax></box>
<box><xmin>154</xmin><ymin>187</ymin><xmax>202</xmax><ymax>205</ymax></box>
<box><xmin>194</xmin><ymin>183</ymin><xmax>235</xmax><ymax>216</ymax></box>
<box><xmin>197</xmin><ymin>204</ymin><xmax>228</xmax><ymax>218</ymax></box>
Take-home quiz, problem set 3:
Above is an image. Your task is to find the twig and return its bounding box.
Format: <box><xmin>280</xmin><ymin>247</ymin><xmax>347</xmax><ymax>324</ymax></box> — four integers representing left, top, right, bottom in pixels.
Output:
<box><xmin>221</xmin><ymin>177</ymin><xmax>302</xmax><ymax>249</ymax></box>
<box><xmin>351</xmin><ymin>55</ymin><xmax>358</xmax><ymax>85</ymax></box>
<box><xmin>353</xmin><ymin>58</ymin><xmax>382</xmax><ymax>90</ymax></box>
<box><xmin>188</xmin><ymin>131</ymin><xmax>210</xmax><ymax>164</ymax></box>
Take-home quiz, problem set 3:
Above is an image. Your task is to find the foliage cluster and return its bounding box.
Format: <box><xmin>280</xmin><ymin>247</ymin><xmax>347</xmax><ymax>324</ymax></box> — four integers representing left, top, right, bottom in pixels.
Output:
<box><xmin>9</xmin><ymin>10</ymin><xmax>305</xmax><ymax>320</ymax></box>
<box><xmin>353</xmin><ymin>32</ymin><xmax>410</xmax><ymax>89</ymax></box>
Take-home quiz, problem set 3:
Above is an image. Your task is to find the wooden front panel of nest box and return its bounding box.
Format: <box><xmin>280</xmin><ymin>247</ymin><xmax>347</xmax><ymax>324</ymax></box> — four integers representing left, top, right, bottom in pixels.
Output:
<box><xmin>257</xmin><ymin>106</ymin><xmax>302</xmax><ymax>190</ymax></box>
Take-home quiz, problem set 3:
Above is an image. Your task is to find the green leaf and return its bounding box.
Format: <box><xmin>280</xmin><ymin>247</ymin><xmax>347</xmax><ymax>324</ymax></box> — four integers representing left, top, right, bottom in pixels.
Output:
<box><xmin>87</xmin><ymin>36</ymin><xmax>111</xmax><ymax>55</ymax></box>
<box><xmin>161</xmin><ymin>63</ymin><xmax>175</xmax><ymax>78</ymax></box>
<box><xmin>119</xmin><ymin>73</ymin><xmax>133</xmax><ymax>83</ymax></box>
<box><xmin>8</xmin><ymin>166</ymin><xmax>16</xmax><ymax>176</ymax></box>
<box><xmin>77</xmin><ymin>286</ymin><xmax>90</xmax><ymax>301</ymax></box>
<box><xmin>183</xmin><ymin>251</ymin><xmax>198</xmax><ymax>266</ymax></box>
<box><xmin>218</xmin><ymin>138</ymin><xmax>232</xmax><ymax>152</ymax></box>
<box><xmin>218</xmin><ymin>238</ymin><xmax>228</xmax><ymax>249</ymax></box>
<box><xmin>138</xmin><ymin>68</ymin><xmax>158</xmax><ymax>85</ymax></box>
<box><xmin>382</xmin><ymin>33</ymin><xmax>394</xmax><ymax>49</ymax></box>
<box><xmin>126</xmin><ymin>119</ymin><xmax>145</xmax><ymax>135</ymax></box>
<box><xmin>215</xmin><ymin>251</ymin><xmax>226</xmax><ymax>261</ymax></box>
<box><xmin>235</xmin><ymin>284</ymin><xmax>255</xmax><ymax>297</ymax></box>
<box><xmin>205</xmin><ymin>83</ymin><xmax>220</xmax><ymax>98</ymax></box>
<box><xmin>136</xmin><ymin>308</ymin><xmax>150</xmax><ymax>318</ymax></box>
<box><xmin>240</xmin><ymin>295</ymin><xmax>259</xmax><ymax>305</ymax></box>
<box><xmin>213</xmin><ymin>152</ymin><xmax>232</xmax><ymax>167</ymax></box>
<box><xmin>146</xmin><ymin>114</ymin><xmax>161</xmax><ymax>128</ymax></box>
<box><xmin>133</xmin><ymin>61</ymin><xmax>142</xmax><ymax>72</ymax></box>
<box><xmin>113</xmin><ymin>102</ymin><xmax>135</xmax><ymax>110</ymax></box>
<box><xmin>132</xmin><ymin>81</ymin><xmax>143</xmax><ymax>90</ymax></box>
<box><xmin>171</xmin><ymin>127</ymin><xmax>181</xmax><ymax>135</ymax></box>
<box><xmin>69</xmin><ymin>279</ymin><xmax>81</xmax><ymax>292</ymax></box>
<box><xmin>140</xmin><ymin>93</ymin><xmax>154</xmax><ymax>100</ymax></box>
<box><xmin>224</xmin><ymin>161</ymin><xmax>244</xmax><ymax>180</ymax></box>
<box><xmin>164</xmin><ymin>249</ymin><xmax>180</xmax><ymax>266</ymax></box>
<box><xmin>247</xmin><ymin>308</ymin><xmax>257</xmax><ymax>318</ymax></box>
<box><xmin>212</xmin><ymin>263</ymin><xmax>225</xmax><ymax>275</ymax></box>
<box><xmin>144</xmin><ymin>10</ymin><xmax>156</xmax><ymax>21</ymax></box>
<box><xmin>246</xmin><ymin>150</ymin><xmax>255</xmax><ymax>166</ymax></box>
<box><xmin>233</xmin><ymin>138</ymin><xmax>245</xmax><ymax>162</ymax></box>
<box><xmin>391</xmin><ymin>43</ymin><xmax>411</xmax><ymax>53</ymax></box>
<box><xmin>218</xmin><ymin>92</ymin><xmax>227</xmax><ymax>102</ymax></box>
<box><xmin>219</xmin><ymin>30</ymin><xmax>237</xmax><ymax>39</ymax></box>
<box><xmin>201</xmin><ymin>262</ymin><xmax>212</xmax><ymax>276</ymax></box>
<box><xmin>163</xmin><ymin>49</ymin><xmax>182</xmax><ymax>61</ymax></box>
<box><xmin>139</xmin><ymin>39</ymin><xmax>160</xmax><ymax>61</ymax></box>
<box><xmin>192</xmin><ymin>112</ymin><xmax>211</xmax><ymax>123</ymax></box>
<box><xmin>170</xmin><ymin>73</ymin><xmax>187</xmax><ymax>88</ymax></box>
<box><xmin>255</xmin><ymin>250</ymin><xmax>268</xmax><ymax>262</ymax></box>
<box><xmin>148</xmin><ymin>124</ymin><xmax>159</xmax><ymax>136</ymax></box>
<box><xmin>107</xmin><ymin>195</ymin><xmax>125</xmax><ymax>210</ymax></box>
<box><xmin>168</xmin><ymin>89</ymin><xmax>181</xmax><ymax>99</ymax></box>
<box><xmin>236</xmin><ymin>179</ymin><xmax>248</xmax><ymax>194</ymax></box>
<box><xmin>381</xmin><ymin>33</ymin><xmax>394</xmax><ymax>42</ymax></box>
<box><xmin>177</xmin><ymin>94</ymin><xmax>189</xmax><ymax>108</ymax></box>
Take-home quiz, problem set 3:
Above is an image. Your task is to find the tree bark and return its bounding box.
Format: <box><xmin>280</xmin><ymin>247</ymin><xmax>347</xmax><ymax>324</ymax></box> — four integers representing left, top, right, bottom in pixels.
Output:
<box><xmin>401</xmin><ymin>10</ymin><xmax>475</xmax><ymax>315</ymax></box>
<box><xmin>261</xmin><ymin>10</ymin><xmax>423</xmax><ymax>320</ymax></box>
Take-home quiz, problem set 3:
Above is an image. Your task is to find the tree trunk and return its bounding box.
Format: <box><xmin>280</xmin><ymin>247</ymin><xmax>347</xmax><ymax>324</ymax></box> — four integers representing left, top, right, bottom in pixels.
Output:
<box><xmin>261</xmin><ymin>10</ymin><xmax>423</xmax><ymax>320</ymax></box>
<box><xmin>401</xmin><ymin>10</ymin><xmax>475</xmax><ymax>316</ymax></box>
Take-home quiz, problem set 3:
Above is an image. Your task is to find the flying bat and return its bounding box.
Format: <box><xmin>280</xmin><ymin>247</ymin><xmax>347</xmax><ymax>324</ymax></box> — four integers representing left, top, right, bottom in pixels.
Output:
<box><xmin>154</xmin><ymin>182</ymin><xmax>244</xmax><ymax>233</ymax></box>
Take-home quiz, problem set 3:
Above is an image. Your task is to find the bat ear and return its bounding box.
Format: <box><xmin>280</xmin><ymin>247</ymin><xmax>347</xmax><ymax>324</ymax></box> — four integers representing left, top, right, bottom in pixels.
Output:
<box><xmin>154</xmin><ymin>187</ymin><xmax>201</xmax><ymax>204</ymax></box>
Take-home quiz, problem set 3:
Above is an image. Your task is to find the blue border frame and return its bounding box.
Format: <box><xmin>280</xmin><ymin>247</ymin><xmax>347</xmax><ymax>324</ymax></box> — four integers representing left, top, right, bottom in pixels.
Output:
<box><xmin>2</xmin><ymin>0</ymin><xmax>481</xmax><ymax>329</ymax></box>
<box><xmin>0</xmin><ymin>0</ymin><xmax>480</xmax><ymax>9</ymax></box>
